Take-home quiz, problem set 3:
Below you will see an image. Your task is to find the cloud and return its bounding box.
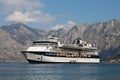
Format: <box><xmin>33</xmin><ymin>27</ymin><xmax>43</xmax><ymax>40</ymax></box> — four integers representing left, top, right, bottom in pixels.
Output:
<box><xmin>0</xmin><ymin>0</ymin><xmax>56</xmax><ymax>24</ymax></box>
<box><xmin>65</xmin><ymin>21</ymin><xmax>76</xmax><ymax>28</ymax></box>
<box><xmin>5</xmin><ymin>10</ymin><xmax>56</xmax><ymax>24</ymax></box>
<box><xmin>5</xmin><ymin>11</ymin><xmax>35</xmax><ymax>23</ymax></box>
<box><xmin>51</xmin><ymin>21</ymin><xmax>76</xmax><ymax>31</ymax></box>
<box><xmin>51</xmin><ymin>25</ymin><xmax>64</xmax><ymax>31</ymax></box>
<box><xmin>0</xmin><ymin>0</ymin><xmax>44</xmax><ymax>12</ymax></box>
<box><xmin>67</xmin><ymin>21</ymin><xmax>76</xmax><ymax>25</ymax></box>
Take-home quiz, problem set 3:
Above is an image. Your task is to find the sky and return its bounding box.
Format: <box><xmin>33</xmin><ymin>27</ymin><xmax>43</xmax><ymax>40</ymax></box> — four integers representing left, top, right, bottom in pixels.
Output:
<box><xmin>0</xmin><ymin>0</ymin><xmax>120</xmax><ymax>30</ymax></box>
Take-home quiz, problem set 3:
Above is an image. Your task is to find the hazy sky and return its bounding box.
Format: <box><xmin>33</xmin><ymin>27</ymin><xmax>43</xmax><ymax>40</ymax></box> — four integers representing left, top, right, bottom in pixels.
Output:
<box><xmin>0</xmin><ymin>0</ymin><xmax>120</xmax><ymax>30</ymax></box>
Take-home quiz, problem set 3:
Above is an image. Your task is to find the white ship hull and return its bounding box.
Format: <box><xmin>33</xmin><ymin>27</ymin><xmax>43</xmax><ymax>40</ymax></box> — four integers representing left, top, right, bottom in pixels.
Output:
<box><xmin>24</xmin><ymin>52</ymin><xmax>100</xmax><ymax>63</ymax></box>
<box><xmin>22</xmin><ymin>36</ymin><xmax>100</xmax><ymax>64</ymax></box>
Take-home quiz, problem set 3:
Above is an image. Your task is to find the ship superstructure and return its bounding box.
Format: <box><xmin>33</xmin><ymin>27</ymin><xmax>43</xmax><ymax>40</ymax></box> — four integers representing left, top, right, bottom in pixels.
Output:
<box><xmin>22</xmin><ymin>36</ymin><xmax>100</xmax><ymax>63</ymax></box>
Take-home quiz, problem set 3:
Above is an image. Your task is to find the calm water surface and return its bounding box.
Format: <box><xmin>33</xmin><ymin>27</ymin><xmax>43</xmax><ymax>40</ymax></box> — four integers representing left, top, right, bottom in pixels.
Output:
<box><xmin>0</xmin><ymin>62</ymin><xmax>120</xmax><ymax>80</ymax></box>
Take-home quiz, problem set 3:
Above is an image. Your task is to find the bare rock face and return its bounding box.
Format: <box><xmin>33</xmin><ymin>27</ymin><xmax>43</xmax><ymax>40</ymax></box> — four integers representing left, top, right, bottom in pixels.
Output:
<box><xmin>0</xmin><ymin>29</ymin><xmax>26</xmax><ymax>62</ymax></box>
<box><xmin>1</xmin><ymin>23</ymin><xmax>43</xmax><ymax>45</ymax></box>
<box><xmin>83</xmin><ymin>19</ymin><xmax>120</xmax><ymax>59</ymax></box>
<box><xmin>0</xmin><ymin>23</ymin><xmax>45</xmax><ymax>62</ymax></box>
<box><xmin>49</xmin><ymin>19</ymin><xmax>120</xmax><ymax>60</ymax></box>
<box><xmin>0</xmin><ymin>19</ymin><xmax>120</xmax><ymax>62</ymax></box>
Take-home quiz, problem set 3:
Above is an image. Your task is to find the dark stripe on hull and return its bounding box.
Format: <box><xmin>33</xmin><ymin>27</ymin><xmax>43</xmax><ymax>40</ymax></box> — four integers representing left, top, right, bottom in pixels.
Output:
<box><xmin>27</xmin><ymin>59</ymin><xmax>99</xmax><ymax>64</ymax></box>
<box><xmin>28</xmin><ymin>59</ymin><xmax>69</xmax><ymax>64</ymax></box>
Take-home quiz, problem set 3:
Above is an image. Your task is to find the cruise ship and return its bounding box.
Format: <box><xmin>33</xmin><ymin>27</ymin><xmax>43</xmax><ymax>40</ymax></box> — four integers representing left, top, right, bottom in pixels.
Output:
<box><xmin>22</xmin><ymin>36</ymin><xmax>100</xmax><ymax>63</ymax></box>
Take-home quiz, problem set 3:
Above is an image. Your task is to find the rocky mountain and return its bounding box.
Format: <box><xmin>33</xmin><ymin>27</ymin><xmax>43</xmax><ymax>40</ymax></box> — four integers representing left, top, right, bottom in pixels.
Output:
<box><xmin>48</xmin><ymin>19</ymin><xmax>120</xmax><ymax>60</ymax></box>
<box><xmin>1</xmin><ymin>23</ymin><xmax>45</xmax><ymax>46</ymax></box>
<box><xmin>83</xmin><ymin>19</ymin><xmax>120</xmax><ymax>59</ymax></box>
<box><xmin>0</xmin><ymin>19</ymin><xmax>120</xmax><ymax>62</ymax></box>
<box><xmin>0</xmin><ymin>29</ymin><xmax>26</xmax><ymax>62</ymax></box>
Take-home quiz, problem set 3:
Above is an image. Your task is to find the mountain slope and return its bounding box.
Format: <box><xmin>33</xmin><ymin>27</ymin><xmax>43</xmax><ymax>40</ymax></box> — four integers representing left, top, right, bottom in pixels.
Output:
<box><xmin>0</xmin><ymin>29</ymin><xmax>26</xmax><ymax>62</ymax></box>
<box><xmin>1</xmin><ymin>23</ymin><xmax>43</xmax><ymax>45</ymax></box>
<box><xmin>0</xmin><ymin>19</ymin><xmax>120</xmax><ymax>62</ymax></box>
<box><xmin>83</xmin><ymin>19</ymin><xmax>120</xmax><ymax>59</ymax></box>
<box><xmin>49</xmin><ymin>19</ymin><xmax>120</xmax><ymax>60</ymax></box>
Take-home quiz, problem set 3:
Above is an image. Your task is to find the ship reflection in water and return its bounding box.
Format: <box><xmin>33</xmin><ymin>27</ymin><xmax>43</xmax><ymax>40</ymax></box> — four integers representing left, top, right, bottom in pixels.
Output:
<box><xmin>0</xmin><ymin>63</ymin><xmax>120</xmax><ymax>80</ymax></box>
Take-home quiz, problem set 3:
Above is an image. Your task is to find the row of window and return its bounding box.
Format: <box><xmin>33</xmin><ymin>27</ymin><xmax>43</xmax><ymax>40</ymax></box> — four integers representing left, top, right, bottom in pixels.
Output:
<box><xmin>30</xmin><ymin>52</ymin><xmax>99</xmax><ymax>58</ymax></box>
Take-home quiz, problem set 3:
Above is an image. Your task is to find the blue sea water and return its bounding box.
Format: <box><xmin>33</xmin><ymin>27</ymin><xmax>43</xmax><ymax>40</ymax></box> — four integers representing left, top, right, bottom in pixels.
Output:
<box><xmin>0</xmin><ymin>62</ymin><xmax>120</xmax><ymax>80</ymax></box>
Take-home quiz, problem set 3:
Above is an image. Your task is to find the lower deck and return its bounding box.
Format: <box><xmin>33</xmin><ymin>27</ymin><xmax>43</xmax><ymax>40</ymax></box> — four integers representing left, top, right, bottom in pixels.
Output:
<box><xmin>23</xmin><ymin>52</ymin><xmax>100</xmax><ymax>63</ymax></box>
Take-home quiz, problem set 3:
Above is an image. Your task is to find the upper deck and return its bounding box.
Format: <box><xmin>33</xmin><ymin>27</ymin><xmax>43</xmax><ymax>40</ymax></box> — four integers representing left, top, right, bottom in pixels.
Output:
<box><xmin>33</xmin><ymin>40</ymin><xmax>58</xmax><ymax>46</ymax></box>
